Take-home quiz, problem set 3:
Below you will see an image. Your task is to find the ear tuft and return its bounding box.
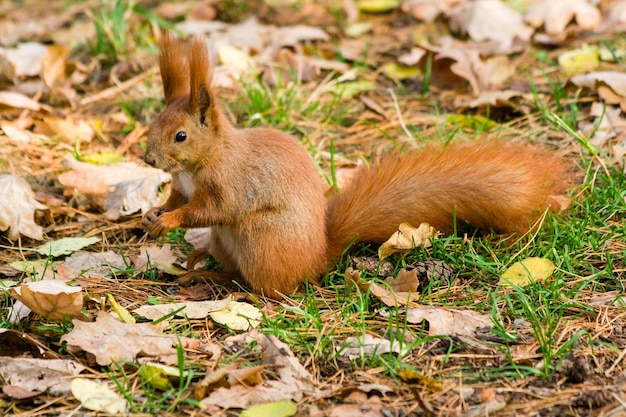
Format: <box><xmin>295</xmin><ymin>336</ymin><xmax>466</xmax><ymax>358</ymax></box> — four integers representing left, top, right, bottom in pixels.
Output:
<box><xmin>159</xmin><ymin>31</ymin><xmax>190</xmax><ymax>104</ymax></box>
<box><xmin>187</xmin><ymin>37</ymin><xmax>214</xmax><ymax>124</ymax></box>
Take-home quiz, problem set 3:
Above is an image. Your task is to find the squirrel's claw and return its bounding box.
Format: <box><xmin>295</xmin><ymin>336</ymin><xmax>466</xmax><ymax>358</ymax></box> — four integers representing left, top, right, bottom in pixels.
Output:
<box><xmin>142</xmin><ymin>210</ymin><xmax>178</xmax><ymax>238</ymax></box>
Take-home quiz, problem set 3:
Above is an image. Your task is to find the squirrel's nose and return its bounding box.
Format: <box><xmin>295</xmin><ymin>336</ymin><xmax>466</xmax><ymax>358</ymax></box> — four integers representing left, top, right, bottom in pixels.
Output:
<box><xmin>145</xmin><ymin>153</ymin><xmax>156</xmax><ymax>166</ymax></box>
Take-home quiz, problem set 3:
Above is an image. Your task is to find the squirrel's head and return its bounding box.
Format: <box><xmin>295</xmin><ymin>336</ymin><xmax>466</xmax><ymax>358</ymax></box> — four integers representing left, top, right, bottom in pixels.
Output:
<box><xmin>145</xmin><ymin>32</ymin><xmax>222</xmax><ymax>173</ymax></box>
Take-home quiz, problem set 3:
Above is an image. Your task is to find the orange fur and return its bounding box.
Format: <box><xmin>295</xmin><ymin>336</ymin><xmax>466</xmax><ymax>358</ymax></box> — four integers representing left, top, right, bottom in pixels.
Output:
<box><xmin>142</xmin><ymin>33</ymin><xmax>573</xmax><ymax>299</ymax></box>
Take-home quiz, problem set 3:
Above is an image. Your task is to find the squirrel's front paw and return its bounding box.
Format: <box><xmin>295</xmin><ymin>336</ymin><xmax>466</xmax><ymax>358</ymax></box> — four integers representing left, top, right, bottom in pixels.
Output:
<box><xmin>146</xmin><ymin>212</ymin><xmax>180</xmax><ymax>238</ymax></box>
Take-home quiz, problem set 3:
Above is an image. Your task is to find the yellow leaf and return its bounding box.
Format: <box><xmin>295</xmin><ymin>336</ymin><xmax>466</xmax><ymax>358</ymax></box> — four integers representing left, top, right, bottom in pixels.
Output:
<box><xmin>397</xmin><ymin>369</ymin><xmax>443</xmax><ymax>390</ymax></box>
<box><xmin>332</xmin><ymin>80</ymin><xmax>375</xmax><ymax>100</ymax></box>
<box><xmin>382</xmin><ymin>63</ymin><xmax>421</xmax><ymax>80</ymax></box>
<box><xmin>356</xmin><ymin>0</ymin><xmax>399</xmax><ymax>13</ymax></box>
<box><xmin>558</xmin><ymin>46</ymin><xmax>599</xmax><ymax>75</ymax></box>
<box><xmin>70</xmin><ymin>378</ymin><xmax>129</xmax><ymax>413</ymax></box>
<box><xmin>378</xmin><ymin>222</ymin><xmax>437</xmax><ymax>260</ymax></box>
<box><xmin>82</xmin><ymin>152</ymin><xmax>125</xmax><ymax>166</ymax></box>
<box><xmin>240</xmin><ymin>400</ymin><xmax>297</xmax><ymax>417</ymax></box>
<box><xmin>499</xmin><ymin>257</ymin><xmax>556</xmax><ymax>288</ymax></box>
<box><xmin>139</xmin><ymin>364</ymin><xmax>174</xmax><ymax>391</ymax></box>
<box><xmin>209</xmin><ymin>301</ymin><xmax>262</xmax><ymax>331</ymax></box>
<box><xmin>107</xmin><ymin>294</ymin><xmax>135</xmax><ymax>324</ymax></box>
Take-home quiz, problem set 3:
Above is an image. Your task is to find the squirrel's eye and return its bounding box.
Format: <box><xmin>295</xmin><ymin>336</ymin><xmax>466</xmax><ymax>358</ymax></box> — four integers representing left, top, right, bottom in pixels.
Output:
<box><xmin>175</xmin><ymin>131</ymin><xmax>187</xmax><ymax>142</ymax></box>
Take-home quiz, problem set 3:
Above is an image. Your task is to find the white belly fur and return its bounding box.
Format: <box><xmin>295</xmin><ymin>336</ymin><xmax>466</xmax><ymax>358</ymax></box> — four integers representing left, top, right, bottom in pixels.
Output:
<box><xmin>175</xmin><ymin>172</ymin><xmax>195</xmax><ymax>200</ymax></box>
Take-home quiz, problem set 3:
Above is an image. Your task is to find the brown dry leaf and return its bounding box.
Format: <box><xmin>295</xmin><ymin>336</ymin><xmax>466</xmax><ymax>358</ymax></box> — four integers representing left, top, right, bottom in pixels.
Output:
<box><xmin>326</xmin><ymin>395</ymin><xmax>384</xmax><ymax>417</ymax></box>
<box><xmin>202</xmin><ymin>330</ymin><xmax>316</xmax><ymax>409</ymax></box>
<box><xmin>448</xmin><ymin>0</ymin><xmax>533</xmax><ymax>53</ymax></box>
<box><xmin>0</xmin><ymin>175</ymin><xmax>46</xmax><ymax>241</ymax></box>
<box><xmin>466</xmin><ymin>90</ymin><xmax>525</xmax><ymax>108</ymax></box>
<box><xmin>56</xmin><ymin>251</ymin><xmax>126</xmax><ymax>280</ymax></box>
<box><xmin>132</xmin><ymin>244</ymin><xmax>185</xmax><ymax>275</ymax></box>
<box><xmin>398</xmin><ymin>306</ymin><xmax>492</xmax><ymax>336</ymax></box>
<box><xmin>346</xmin><ymin>268</ymin><xmax>420</xmax><ymax>306</ymax></box>
<box><xmin>60</xmin><ymin>311</ymin><xmax>179</xmax><ymax>366</ymax></box>
<box><xmin>525</xmin><ymin>0</ymin><xmax>601</xmax><ymax>35</ymax></box>
<box><xmin>0</xmin><ymin>91</ymin><xmax>43</xmax><ymax>111</ymax></box>
<box><xmin>39</xmin><ymin>45</ymin><xmax>77</xmax><ymax>105</ymax></box>
<box><xmin>36</xmin><ymin>116</ymin><xmax>95</xmax><ymax>143</ymax></box>
<box><xmin>104</xmin><ymin>172</ymin><xmax>172</xmax><ymax>220</ymax></box>
<box><xmin>337</xmin><ymin>334</ymin><xmax>402</xmax><ymax>359</ymax></box>
<box><xmin>0</xmin><ymin>41</ymin><xmax>47</xmax><ymax>78</ymax></box>
<box><xmin>578</xmin><ymin>103</ymin><xmax>626</xmax><ymax>163</ymax></box>
<box><xmin>1</xmin><ymin>123</ymin><xmax>49</xmax><ymax>143</ymax></box>
<box><xmin>421</xmin><ymin>39</ymin><xmax>494</xmax><ymax>95</ymax></box>
<box><xmin>569</xmin><ymin>71</ymin><xmax>626</xmax><ymax>111</ymax></box>
<box><xmin>57</xmin><ymin>157</ymin><xmax>171</xmax><ymax>211</ymax></box>
<box><xmin>0</xmin><ymin>358</ymin><xmax>85</xmax><ymax>398</ymax></box>
<box><xmin>401</xmin><ymin>0</ymin><xmax>462</xmax><ymax>22</ymax></box>
<box><xmin>8</xmin><ymin>280</ymin><xmax>84</xmax><ymax>322</ymax></box>
<box><xmin>199</xmin><ymin>364</ymin><xmax>264</xmax><ymax>393</ymax></box>
<box><xmin>385</xmin><ymin>268</ymin><xmax>419</xmax><ymax>292</ymax></box>
<box><xmin>133</xmin><ymin>297</ymin><xmax>231</xmax><ymax>320</ymax></box>
<box><xmin>378</xmin><ymin>222</ymin><xmax>437</xmax><ymax>260</ymax></box>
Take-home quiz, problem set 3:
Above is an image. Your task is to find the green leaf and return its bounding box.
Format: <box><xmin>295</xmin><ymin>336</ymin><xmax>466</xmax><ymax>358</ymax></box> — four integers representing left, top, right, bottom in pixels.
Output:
<box><xmin>499</xmin><ymin>257</ymin><xmax>556</xmax><ymax>288</ymax></box>
<box><xmin>35</xmin><ymin>237</ymin><xmax>100</xmax><ymax>257</ymax></box>
<box><xmin>240</xmin><ymin>400</ymin><xmax>297</xmax><ymax>417</ymax></box>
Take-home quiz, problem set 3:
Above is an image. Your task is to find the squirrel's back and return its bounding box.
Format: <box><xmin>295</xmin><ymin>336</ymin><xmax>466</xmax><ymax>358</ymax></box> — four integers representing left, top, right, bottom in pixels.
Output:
<box><xmin>325</xmin><ymin>140</ymin><xmax>572</xmax><ymax>261</ymax></box>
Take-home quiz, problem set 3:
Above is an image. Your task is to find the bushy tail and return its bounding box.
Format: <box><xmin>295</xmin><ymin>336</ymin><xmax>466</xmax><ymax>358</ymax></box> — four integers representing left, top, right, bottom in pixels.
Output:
<box><xmin>324</xmin><ymin>140</ymin><xmax>572</xmax><ymax>262</ymax></box>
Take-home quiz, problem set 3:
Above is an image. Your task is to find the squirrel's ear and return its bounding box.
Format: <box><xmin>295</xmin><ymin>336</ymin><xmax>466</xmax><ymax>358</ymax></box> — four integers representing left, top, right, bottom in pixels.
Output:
<box><xmin>159</xmin><ymin>31</ymin><xmax>189</xmax><ymax>104</ymax></box>
<box><xmin>187</xmin><ymin>36</ymin><xmax>215</xmax><ymax>126</ymax></box>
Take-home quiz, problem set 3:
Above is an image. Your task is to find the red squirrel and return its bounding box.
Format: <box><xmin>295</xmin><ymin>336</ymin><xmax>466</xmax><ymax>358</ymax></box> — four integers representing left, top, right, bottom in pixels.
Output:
<box><xmin>141</xmin><ymin>33</ymin><xmax>571</xmax><ymax>299</ymax></box>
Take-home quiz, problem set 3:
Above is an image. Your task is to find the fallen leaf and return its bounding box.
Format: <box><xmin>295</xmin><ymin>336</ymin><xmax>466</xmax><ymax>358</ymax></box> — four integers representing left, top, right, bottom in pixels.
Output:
<box><xmin>202</xmin><ymin>331</ymin><xmax>315</xmax><ymax>409</ymax></box>
<box><xmin>385</xmin><ymin>268</ymin><xmax>419</xmax><ymax>292</ymax></box>
<box><xmin>0</xmin><ymin>358</ymin><xmax>85</xmax><ymax>397</ymax></box>
<box><xmin>387</xmin><ymin>306</ymin><xmax>491</xmax><ymax>336</ymax></box>
<box><xmin>0</xmin><ymin>91</ymin><xmax>43</xmax><ymax>111</ymax></box>
<box><xmin>0</xmin><ymin>329</ymin><xmax>44</xmax><ymax>358</ymax></box>
<box><xmin>337</xmin><ymin>334</ymin><xmax>402</xmax><ymax>359</ymax></box>
<box><xmin>401</xmin><ymin>0</ymin><xmax>461</xmax><ymax>22</ymax></box>
<box><xmin>104</xmin><ymin>173</ymin><xmax>172</xmax><ymax>220</ymax></box>
<box><xmin>0</xmin><ymin>175</ymin><xmax>47</xmax><ymax>241</ymax></box>
<box><xmin>70</xmin><ymin>378</ymin><xmax>129</xmax><ymax>414</ymax></box>
<box><xmin>210</xmin><ymin>300</ymin><xmax>262</xmax><ymax>331</ymax></box>
<box><xmin>107</xmin><ymin>294</ymin><xmax>135</xmax><ymax>324</ymax></box>
<box><xmin>56</xmin><ymin>250</ymin><xmax>126</xmax><ymax>279</ymax></box>
<box><xmin>240</xmin><ymin>400</ymin><xmax>297</xmax><ymax>417</ymax></box>
<box><xmin>0</xmin><ymin>41</ymin><xmax>47</xmax><ymax>77</ymax></box>
<box><xmin>346</xmin><ymin>268</ymin><xmax>421</xmax><ymax>306</ymax></box>
<box><xmin>378</xmin><ymin>222</ymin><xmax>437</xmax><ymax>260</ymax></box>
<box><xmin>35</xmin><ymin>237</ymin><xmax>100</xmax><ymax>257</ymax></box>
<box><xmin>36</xmin><ymin>116</ymin><xmax>95</xmax><ymax>143</ymax></box>
<box><xmin>57</xmin><ymin>156</ymin><xmax>170</xmax><ymax>210</ymax></box>
<box><xmin>61</xmin><ymin>311</ymin><xmax>179</xmax><ymax>366</ymax></box>
<box><xmin>448</xmin><ymin>0</ymin><xmax>533</xmax><ymax>53</ymax></box>
<box><xmin>132</xmin><ymin>243</ymin><xmax>186</xmax><ymax>275</ymax></box>
<box><xmin>569</xmin><ymin>71</ymin><xmax>626</xmax><ymax>110</ymax></box>
<box><xmin>82</xmin><ymin>152</ymin><xmax>125</xmax><ymax>165</ymax></box>
<box><xmin>499</xmin><ymin>257</ymin><xmax>556</xmax><ymax>288</ymax></box>
<box><xmin>525</xmin><ymin>0</ymin><xmax>601</xmax><ymax>35</ymax></box>
<box><xmin>397</xmin><ymin>368</ymin><xmax>443</xmax><ymax>390</ymax></box>
<box><xmin>356</xmin><ymin>0</ymin><xmax>399</xmax><ymax>13</ymax></box>
<box><xmin>133</xmin><ymin>297</ymin><xmax>232</xmax><ymax>320</ymax></box>
<box><xmin>558</xmin><ymin>45</ymin><xmax>600</xmax><ymax>74</ymax></box>
<box><xmin>8</xmin><ymin>280</ymin><xmax>84</xmax><ymax>322</ymax></box>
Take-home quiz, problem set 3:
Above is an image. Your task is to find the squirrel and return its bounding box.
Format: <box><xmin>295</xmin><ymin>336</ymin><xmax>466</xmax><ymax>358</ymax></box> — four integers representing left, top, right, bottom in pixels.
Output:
<box><xmin>141</xmin><ymin>33</ymin><xmax>572</xmax><ymax>299</ymax></box>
